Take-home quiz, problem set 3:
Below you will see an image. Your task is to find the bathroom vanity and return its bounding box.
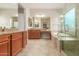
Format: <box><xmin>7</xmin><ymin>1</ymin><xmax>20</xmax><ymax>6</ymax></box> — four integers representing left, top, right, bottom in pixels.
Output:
<box><xmin>0</xmin><ymin>30</ymin><xmax>27</xmax><ymax>56</ymax></box>
<box><xmin>28</xmin><ymin>29</ymin><xmax>51</xmax><ymax>39</ymax></box>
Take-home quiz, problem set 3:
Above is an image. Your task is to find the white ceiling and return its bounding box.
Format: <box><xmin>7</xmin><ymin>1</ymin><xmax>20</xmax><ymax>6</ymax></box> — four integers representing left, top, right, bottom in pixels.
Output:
<box><xmin>0</xmin><ymin>3</ymin><xmax>18</xmax><ymax>9</ymax></box>
<box><xmin>0</xmin><ymin>3</ymin><xmax>67</xmax><ymax>9</ymax></box>
<box><xmin>21</xmin><ymin>3</ymin><xmax>67</xmax><ymax>9</ymax></box>
<box><xmin>0</xmin><ymin>3</ymin><xmax>18</xmax><ymax>17</ymax></box>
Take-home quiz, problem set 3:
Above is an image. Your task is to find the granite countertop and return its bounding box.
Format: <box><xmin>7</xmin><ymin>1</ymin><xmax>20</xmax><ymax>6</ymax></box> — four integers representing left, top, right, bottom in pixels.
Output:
<box><xmin>0</xmin><ymin>30</ymin><xmax>25</xmax><ymax>35</ymax></box>
<box><xmin>28</xmin><ymin>28</ymin><xmax>51</xmax><ymax>31</ymax></box>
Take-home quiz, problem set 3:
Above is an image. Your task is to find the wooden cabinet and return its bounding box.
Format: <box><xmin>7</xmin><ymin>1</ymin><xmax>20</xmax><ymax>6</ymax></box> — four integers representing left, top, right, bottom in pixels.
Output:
<box><xmin>11</xmin><ymin>32</ymin><xmax>22</xmax><ymax>56</ymax></box>
<box><xmin>0</xmin><ymin>31</ymin><xmax>27</xmax><ymax>56</ymax></box>
<box><xmin>28</xmin><ymin>30</ymin><xmax>40</xmax><ymax>39</ymax></box>
<box><xmin>22</xmin><ymin>31</ymin><xmax>27</xmax><ymax>48</ymax></box>
<box><xmin>0</xmin><ymin>34</ymin><xmax>10</xmax><ymax>56</ymax></box>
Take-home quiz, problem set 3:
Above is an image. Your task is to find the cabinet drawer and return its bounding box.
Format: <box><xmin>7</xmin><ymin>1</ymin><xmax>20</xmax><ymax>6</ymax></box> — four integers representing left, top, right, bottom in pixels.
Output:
<box><xmin>12</xmin><ymin>32</ymin><xmax>22</xmax><ymax>40</ymax></box>
<box><xmin>0</xmin><ymin>35</ymin><xmax>10</xmax><ymax>42</ymax></box>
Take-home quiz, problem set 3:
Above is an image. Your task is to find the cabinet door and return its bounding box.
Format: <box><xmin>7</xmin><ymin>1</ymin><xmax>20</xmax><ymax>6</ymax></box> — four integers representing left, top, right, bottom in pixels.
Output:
<box><xmin>28</xmin><ymin>30</ymin><xmax>33</xmax><ymax>39</ymax></box>
<box><xmin>0</xmin><ymin>35</ymin><xmax>10</xmax><ymax>56</ymax></box>
<box><xmin>11</xmin><ymin>32</ymin><xmax>22</xmax><ymax>56</ymax></box>
<box><xmin>28</xmin><ymin>30</ymin><xmax>40</xmax><ymax>39</ymax></box>
<box><xmin>0</xmin><ymin>41</ymin><xmax>9</xmax><ymax>56</ymax></box>
<box><xmin>33</xmin><ymin>30</ymin><xmax>40</xmax><ymax>39</ymax></box>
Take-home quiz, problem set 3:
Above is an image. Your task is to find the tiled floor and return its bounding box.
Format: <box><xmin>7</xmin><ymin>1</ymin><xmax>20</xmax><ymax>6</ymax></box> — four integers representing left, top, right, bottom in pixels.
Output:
<box><xmin>17</xmin><ymin>39</ymin><xmax>64</xmax><ymax>56</ymax></box>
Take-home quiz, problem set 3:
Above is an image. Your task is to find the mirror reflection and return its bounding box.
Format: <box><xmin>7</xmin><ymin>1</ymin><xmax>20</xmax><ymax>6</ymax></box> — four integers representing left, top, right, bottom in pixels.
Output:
<box><xmin>28</xmin><ymin>16</ymin><xmax>50</xmax><ymax>30</ymax></box>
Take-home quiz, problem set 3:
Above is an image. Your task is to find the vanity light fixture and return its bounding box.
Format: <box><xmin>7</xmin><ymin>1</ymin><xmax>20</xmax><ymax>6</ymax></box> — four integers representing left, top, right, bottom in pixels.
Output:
<box><xmin>35</xmin><ymin>14</ymin><xmax>46</xmax><ymax>17</ymax></box>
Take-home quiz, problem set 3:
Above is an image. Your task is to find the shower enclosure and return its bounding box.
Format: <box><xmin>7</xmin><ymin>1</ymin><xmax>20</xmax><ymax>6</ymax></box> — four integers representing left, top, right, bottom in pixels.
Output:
<box><xmin>58</xmin><ymin>8</ymin><xmax>79</xmax><ymax>56</ymax></box>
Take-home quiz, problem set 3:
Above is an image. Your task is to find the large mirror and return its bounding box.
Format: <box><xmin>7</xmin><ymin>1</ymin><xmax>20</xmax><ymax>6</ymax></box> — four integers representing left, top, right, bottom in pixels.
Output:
<box><xmin>33</xmin><ymin>17</ymin><xmax>41</xmax><ymax>28</ymax></box>
<box><xmin>28</xmin><ymin>16</ymin><xmax>50</xmax><ymax>29</ymax></box>
<box><xmin>41</xmin><ymin>17</ymin><xmax>50</xmax><ymax>29</ymax></box>
<box><xmin>28</xmin><ymin>17</ymin><xmax>33</xmax><ymax>28</ymax></box>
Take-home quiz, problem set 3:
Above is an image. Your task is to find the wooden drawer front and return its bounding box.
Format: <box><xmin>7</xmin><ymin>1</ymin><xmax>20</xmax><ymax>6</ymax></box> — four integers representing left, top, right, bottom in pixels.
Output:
<box><xmin>28</xmin><ymin>30</ymin><xmax>40</xmax><ymax>39</ymax></box>
<box><xmin>33</xmin><ymin>34</ymin><xmax>40</xmax><ymax>38</ymax></box>
<box><xmin>0</xmin><ymin>35</ymin><xmax>9</xmax><ymax>43</ymax></box>
<box><xmin>12</xmin><ymin>32</ymin><xmax>22</xmax><ymax>40</ymax></box>
<box><xmin>0</xmin><ymin>41</ymin><xmax>10</xmax><ymax>56</ymax></box>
